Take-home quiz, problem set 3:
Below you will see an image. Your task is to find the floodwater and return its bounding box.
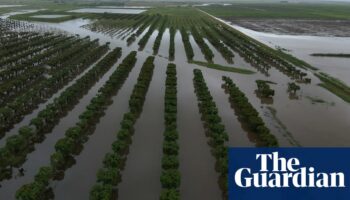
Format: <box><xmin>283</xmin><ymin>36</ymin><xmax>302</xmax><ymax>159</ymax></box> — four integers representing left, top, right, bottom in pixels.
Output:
<box><xmin>68</xmin><ymin>8</ymin><xmax>146</xmax><ymax>14</ymax></box>
<box><xmin>0</xmin><ymin>5</ymin><xmax>23</xmax><ymax>8</ymax></box>
<box><xmin>118</xmin><ymin>55</ymin><xmax>166</xmax><ymax>200</ymax></box>
<box><xmin>0</xmin><ymin>49</ymin><xmax>126</xmax><ymax>199</ymax></box>
<box><xmin>1</xmin><ymin>8</ymin><xmax>350</xmax><ymax>200</ymax></box>
<box><xmin>96</xmin><ymin>6</ymin><xmax>151</xmax><ymax>9</ymax></box>
<box><xmin>189</xmin><ymin>34</ymin><xmax>205</xmax><ymax>61</ymax></box>
<box><xmin>230</xmin><ymin>24</ymin><xmax>350</xmax><ymax>86</ymax></box>
<box><xmin>0</xmin><ymin>10</ymin><xmax>40</xmax><ymax>19</ymax></box>
<box><xmin>31</xmin><ymin>15</ymin><xmax>70</xmax><ymax>18</ymax></box>
<box><xmin>157</xmin><ymin>28</ymin><xmax>170</xmax><ymax>58</ymax></box>
<box><xmin>53</xmin><ymin>51</ymin><xmax>146</xmax><ymax>200</ymax></box>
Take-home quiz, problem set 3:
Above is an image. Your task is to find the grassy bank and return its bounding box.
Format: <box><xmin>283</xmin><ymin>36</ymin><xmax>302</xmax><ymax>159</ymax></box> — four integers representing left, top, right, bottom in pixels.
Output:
<box><xmin>311</xmin><ymin>53</ymin><xmax>350</xmax><ymax>58</ymax></box>
<box><xmin>190</xmin><ymin>60</ymin><xmax>255</xmax><ymax>74</ymax></box>
<box><xmin>315</xmin><ymin>72</ymin><xmax>350</xmax><ymax>103</ymax></box>
<box><xmin>10</xmin><ymin>11</ymin><xmax>79</xmax><ymax>23</ymax></box>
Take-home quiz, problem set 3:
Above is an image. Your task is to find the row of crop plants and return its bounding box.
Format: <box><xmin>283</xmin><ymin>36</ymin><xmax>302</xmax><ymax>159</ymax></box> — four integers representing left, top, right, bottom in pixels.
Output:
<box><xmin>209</xmin><ymin>20</ymin><xmax>311</xmax><ymax>82</ymax></box>
<box><xmin>15</xmin><ymin>51</ymin><xmax>138</xmax><ymax>200</ymax></box>
<box><xmin>0</xmin><ymin>39</ymin><xmax>109</xmax><ymax>139</ymax></box>
<box><xmin>169</xmin><ymin>27</ymin><xmax>176</xmax><ymax>61</ymax></box>
<box><xmin>0</xmin><ymin>33</ymin><xmax>64</xmax><ymax>69</ymax></box>
<box><xmin>125</xmin><ymin>15</ymin><xmax>157</xmax><ymax>46</ymax></box>
<box><xmin>201</xmin><ymin>26</ymin><xmax>234</xmax><ymax>63</ymax></box>
<box><xmin>0</xmin><ymin>35</ymin><xmax>77</xmax><ymax>80</ymax></box>
<box><xmin>89</xmin><ymin>56</ymin><xmax>156</xmax><ymax>200</ymax></box>
<box><xmin>153</xmin><ymin>16</ymin><xmax>168</xmax><ymax>55</ymax></box>
<box><xmin>138</xmin><ymin>15</ymin><xmax>162</xmax><ymax>50</ymax></box>
<box><xmin>190</xmin><ymin>26</ymin><xmax>214</xmax><ymax>63</ymax></box>
<box><xmin>0</xmin><ymin>48</ymin><xmax>121</xmax><ymax>181</ymax></box>
<box><xmin>180</xmin><ymin>27</ymin><xmax>194</xmax><ymax>61</ymax></box>
<box><xmin>160</xmin><ymin>63</ymin><xmax>180</xmax><ymax>200</ymax></box>
<box><xmin>222</xmin><ymin>76</ymin><xmax>279</xmax><ymax>147</ymax></box>
<box><xmin>82</xmin><ymin>13</ymin><xmax>148</xmax><ymax>38</ymax></box>
<box><xmin>193</xmin><ymin>69</ymin><xmax>229</xmax><ymax>198</ymax></box>
<box><xmin>0</xmin><ymin>36</ymin><xmax>89</xmax><ymax>106</ymax></box>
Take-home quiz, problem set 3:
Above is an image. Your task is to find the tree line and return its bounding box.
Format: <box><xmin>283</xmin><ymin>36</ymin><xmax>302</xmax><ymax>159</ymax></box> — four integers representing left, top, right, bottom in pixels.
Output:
<box><xmin>15</xmin><ymin>50</ymin><xmax>139</xmax><ymax>200</ymax></box>
<box><xmin>193</xmin><ymin>69</ymin><xmax>229</xmax><ymax>198</ymax></box>
<box><xmin>160</xmin><ymin>63</ymin><xmax>180</xmax><ymax>200</ymax></box>
<box><xmin>90</xmin><ymin>56</ymin><xmax>156</xmax><ymax>200</ymax></box>
<box><xmin>0</xmin><ymin>47</ymin><xmax>121</xmax><ymax>182</ymax></box>
<box><xmin>222</xmin><ymin>76</ymin><xmax>279</xmax><ymax>147</ymax></box>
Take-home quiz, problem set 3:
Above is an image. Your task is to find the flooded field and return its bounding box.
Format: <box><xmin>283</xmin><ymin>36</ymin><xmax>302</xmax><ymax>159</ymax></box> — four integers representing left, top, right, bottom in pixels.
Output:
<box><xmin>228</xmin><ymin>19</ymin><xmax>350</xmax><ymax>37</ymax></box>
<box><xmin>228</xmin><ymin>23</ymin><xmax>350</xmax><ymax>86</ymax></box>
<box><xmin>0</xmin><ymin>5</ymin><xmax>350</xmax><ymax>200</ymax></box>
<box><xmin>31</xmin><ymin>15</ymin><xmax>70</xmax><ymax>19</ymax></box>
<box><xmin>68</xmin><ymin>8</ymin><xmax>146</xmax><ymax>14</ymax></box>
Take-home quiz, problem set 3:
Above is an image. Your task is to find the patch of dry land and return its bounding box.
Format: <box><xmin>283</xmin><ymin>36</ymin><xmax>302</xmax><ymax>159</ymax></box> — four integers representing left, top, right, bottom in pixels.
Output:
<box><xmin>229</xmin><ymin>19</ymin><xmax>350</xmax><ymax>37</ymax></box>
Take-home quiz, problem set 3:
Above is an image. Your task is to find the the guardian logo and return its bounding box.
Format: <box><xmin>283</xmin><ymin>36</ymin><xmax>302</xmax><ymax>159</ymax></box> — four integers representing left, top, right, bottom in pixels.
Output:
<box><xmin>234</xmin><ymin>152</ymin><xmax>345</xmax><ymax>188</ymax></box>
<box><xmin>229</xmin><ymin>148</ymin><xmax>350</xmax><ymax>200</ymax></box>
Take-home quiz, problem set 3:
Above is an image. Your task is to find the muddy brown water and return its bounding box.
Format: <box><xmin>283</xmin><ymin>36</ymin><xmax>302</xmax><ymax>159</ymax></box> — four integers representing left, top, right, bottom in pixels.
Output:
<box><xmin>189</xmin><ymin>34</ymin><xmax>206</xmax><ymax>62</ymax></box>
<box><xmin>229</xmin><ymin>19</ymin><xmax>350</xmax><ymax>37</ymax></box>
<box><xmin>157</xmin><ymin>28</ymin><xmax>170</xmax><ymax>59</ymax></box>
<box><xmin>229</xmin><ymin>23</ymin><xmax>350</xmax><ymax>86</ymax></box>
<box><xmin>1</xmin><ymin>11</ymin><xmax>350</xmax><ymax>199</ymax></box>
<box><xmin>52</xmin><ymin>50</ymin><xmax>146</xmax><ymax>200</ymax></box>
<box><xmin>117</xmin><ymin>55</ymin><xmax>166</xmax><ymax>200</ymax></box>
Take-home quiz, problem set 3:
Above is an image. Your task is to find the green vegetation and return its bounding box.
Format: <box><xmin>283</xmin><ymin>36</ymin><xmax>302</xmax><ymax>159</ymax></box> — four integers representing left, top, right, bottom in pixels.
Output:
<box><xmin>2</xmin><ymin>4</ymin><xmax>350</xmax><ymax>199</ymax></box>
<box><xmin>153</xmin><ymin>17</ymin><xmax>168</xmax><ymax>55</ymax></box>
<box><xmin>11</xmin><ymin>11</ymin><xmax>77</xmax><ymax>23</ymax></box>
<box><xmin>202</xmin><ymin>26</ymin><xmax>234</xmax><ymax>63</ymax></box>
<box><xmin>180</xmin><ymin>27</ymin><xmax>194</xmax><ymax>61</ymax></box>
<box><xmin>16</xmin><ymin>51</ymin><xmax>139</xmax><ymax>200</ymax></box>
<box><xmin>90</xmin><ymin>56</ymin><xmax>155</xmax><ymax>199</ymax></box>
<box><xmin>288</xmin><ymin>82</ymin><xmax>301</xmax><ymax>94</ymax></box>
<box><xmin>160</xmin><ymin>63</ymin><xmax>180</xmax><ymax>200</ymax></box>
<box><xmin>256</xmin><ymin>80</ymin><xmax>275</xmax><ymax>98</ymax></box>
<box><xmin>193</xmin><ymin>69</ymin><xmax>229</xmax><ymax>198</ymax></box>
<box><xmin>138</xmin><ymin>15</ymin><xmax>161</xmax><ymax>50</ymax></box>
<box><xmin>315</xmin><ymin>72</ymin><xmax>350</xmax><ymax>103</ymax></box>
<box><xmin>311</xmin><ymin>53</ymin><xmax>350</xmax><ymax>58</ymax></box>
<box><xmin>0</xmin><ymin>47</ymin><xmax>120</xmax><ymax>181</ymax></box>
<box><xmin>190</xmin><ymin>26</ymin><xmax>214</xmax><ymax>62</ymax></box>
<box><xmin>169</xmin><ymin>27</ymin><xmax>176</xmax><ymax>61</ymax></box>
<box><xmin>190</xmin><ymin>60</ymin><xmax>255</xmax><ymax>75</ymax></box>
<box><xmin>200</xmin><ymin>3</ymin><xmax>350</xmax><ymax>20</ymax></box>
<box><xmin>222</xmin><ymin>76</ymin><xmax>279</xmax><ymax>147</ymax></box>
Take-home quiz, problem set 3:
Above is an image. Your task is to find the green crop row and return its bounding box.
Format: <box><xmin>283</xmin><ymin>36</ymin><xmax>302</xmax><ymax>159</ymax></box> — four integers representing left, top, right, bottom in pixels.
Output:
<box><xmin>169</xmin><ymin>27</ymin><xmax>176</xmax><ymax>61</ymax></box>
<box><xmin>160</xmin><ymin>63</ymin><xmax>180</xmax><ymax>200</ymax></box>
<box><xmin>222</xmin><ymin>76</ymin><xmax>278</xmax><ymax>147</ymax></box>
<box><xmin>89</xmin><ymin>56</ymin><xmax>156</xmax><ymax>200</ymax></box>
<box><xmin>0</xmin><ymin>47</ymin><xmax>120</xmax><ymax>182</ymax></box>
<box><xmin>193</xmin><ymin>69</ymin><xmax>229</xmax><ymax>198</ymax></box>
<box><xmin>15</xmin><ymin>51</ymin><xmax>138</xmax><ymax>200</ymax></box>
<box><xmin>180</xmin><ymin>27</ymin><xmax>194</xmax><ymax>61</ymax></box>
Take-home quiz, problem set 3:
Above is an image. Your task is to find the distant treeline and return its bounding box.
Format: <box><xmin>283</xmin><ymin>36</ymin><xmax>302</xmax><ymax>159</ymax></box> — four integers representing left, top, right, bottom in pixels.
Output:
<box><xmin>311</xmin><ymin>53</ymin><xmax>350</xmax><ymax>58</ymax></box>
